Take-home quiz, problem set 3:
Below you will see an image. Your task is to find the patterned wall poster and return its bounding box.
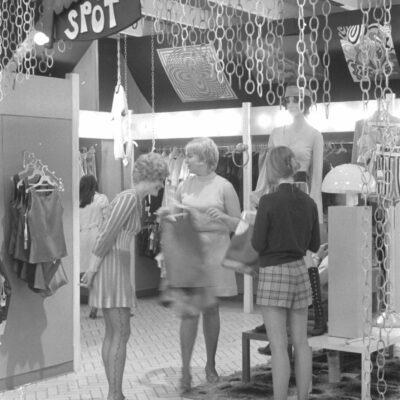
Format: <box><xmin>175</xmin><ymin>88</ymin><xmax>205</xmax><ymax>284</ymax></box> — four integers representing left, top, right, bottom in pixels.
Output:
<box><xmin>338</xmin><ymin>23</ymin><xmax>400</xmax><ymax>82</ymax></box>
<box><xmin>158</xmin><ymin>44</ymin><xmax>237</xmax><ymax>103</ymax></box>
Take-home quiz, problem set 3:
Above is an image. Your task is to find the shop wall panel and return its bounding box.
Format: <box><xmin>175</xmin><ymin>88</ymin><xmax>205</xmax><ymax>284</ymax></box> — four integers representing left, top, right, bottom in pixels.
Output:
<box><xmin>0</xmin><ymin>76</ymin><xmax>77</xmax><ymax>390</ymax></box>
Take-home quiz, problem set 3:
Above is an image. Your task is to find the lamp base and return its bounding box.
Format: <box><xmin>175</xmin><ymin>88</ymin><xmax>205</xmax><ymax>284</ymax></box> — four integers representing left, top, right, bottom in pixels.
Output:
<box><xmin>345</xmin><ymin>193</ymin><xmax>358</xmax><ymax>206</ymax></box>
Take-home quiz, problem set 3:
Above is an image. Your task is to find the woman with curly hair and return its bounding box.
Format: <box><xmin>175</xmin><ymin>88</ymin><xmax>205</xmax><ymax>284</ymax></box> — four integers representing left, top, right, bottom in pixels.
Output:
<box><xmin>81</xmin><ymin>152</ymin><xmax>169</xmax><ymax>400</ymax></box>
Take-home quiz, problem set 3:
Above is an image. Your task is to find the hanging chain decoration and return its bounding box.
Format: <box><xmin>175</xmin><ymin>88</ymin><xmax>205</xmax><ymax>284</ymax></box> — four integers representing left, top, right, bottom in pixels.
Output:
<box><xmin>321</xmin><ymin>0</ymin><xmax>332</xmax><ymax>118</ymax></box>
<box><xmin>244</xmin><ymin>5</ymin><xmax>255</xmax><ymax>95</ymax></box>
<box><xmin>215</xmin><ymin>2</ymin><xmax>225</xmax><ymax>84</ymax></box>
<box><xmin>359</xmin><ymin>0</ymin><xmax>371</xmax><ymax>110</ymax></box>
<box><xmin>373</xmin><ymin>0</ymin><xmax>384</xmax><ymax>102</ymax></box>
<box><xmin>180</xmin><ymin>0</ymin><xmax>189</xmax><ymax>50</ymax></box>
<box><xmin>198</xmin><ymin>0</ymin><xmax>208</xmax><ymax>56</ymax></box>
<box><xmin>171</xmin><ymin>0</ymin><xmax>181</xmax><ymax>48</ymax></box>
<box><xmin>234</xmin><ymin>0</ymin><xmax>244</xmax><ymax>90</ymax></box>
<box><xmin>151</xmin><ymin>24</ymin><xmax>156</xmax><ymax>152</ymax></box>
<box><xmin>187</xmin><ymin>0</ymin><xmax>197</xmax><ymax>47</ymax></box>
<box><xmin>0</xmin><ymin>0</ymin><xmax>36</xmax><ymax>102</ymax></box>
<box><xmin>225</xmin><ymin>0</ymin><xmax>236</xmax><ymax>86</ymax></box>
<box><xmin>383</xmin><ymin>0</ymin><xmax>393</xmax><ymax>98</ymax></box>
<box><xmin>296</xmin><ymin>0</ymin><xmax>307</xmax><ymax>112</ymax></box>
<box><xmin>265</xmin><ymin>9</ymin><xmax>276</xmax><ymax>105</ymax></box>
<box><xmin>275</xmin><ymin>0</ymin><xmax>286</xmax><ymax>108</ymax></box>
<box><xmin>124</xmin><ymin>33</ymin><xmax>128</xmax><ymax>94</ymax></box>
<box><xmin>116</xmin><ymin>34</ymin><xmax>122</xmax><ymax>87</ymax></box>
<box><xmin>254</xmin><ymin>0</ymin><xmax>265</xmax><ymax>98</ymax></box>
<box><xmin>206</xmin><ymin>0</ymin><xmax>217</xmax><ymax>75</ymax></box>
<box><xmin>308</xmin><ymin>0</ymin><xmax>320</xmax><ymax>108</ymax></box>
<box><xmin>154</xmin><ymin>0</ymin><xmax>165</xmax><ymax>45</ymax></box>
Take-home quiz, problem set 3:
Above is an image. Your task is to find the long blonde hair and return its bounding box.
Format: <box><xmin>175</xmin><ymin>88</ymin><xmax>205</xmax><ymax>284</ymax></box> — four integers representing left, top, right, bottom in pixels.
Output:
<box><xmin>266</xmin><ymin>146</ymin><xmax>300</xmax><ymax>187</ymax></box>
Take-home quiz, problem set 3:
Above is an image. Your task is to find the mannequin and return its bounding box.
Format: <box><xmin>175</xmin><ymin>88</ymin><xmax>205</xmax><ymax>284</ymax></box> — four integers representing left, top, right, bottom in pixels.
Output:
<box><xmin>267</xmin><ymin>85</ymin><xmax>324</xmax><ymax>224</ymax></box>
<box><xmin>352</xmin><ymin>96</ymin><xmax>400</xmax><ymax>165</ymax></box>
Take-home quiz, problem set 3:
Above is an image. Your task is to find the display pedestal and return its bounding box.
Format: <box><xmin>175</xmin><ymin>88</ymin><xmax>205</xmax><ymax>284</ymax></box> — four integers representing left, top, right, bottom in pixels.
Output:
<box><xmin>328</xmin><ymin>206</ymin><xmax>372</xmax><ymax>339</ymax></box>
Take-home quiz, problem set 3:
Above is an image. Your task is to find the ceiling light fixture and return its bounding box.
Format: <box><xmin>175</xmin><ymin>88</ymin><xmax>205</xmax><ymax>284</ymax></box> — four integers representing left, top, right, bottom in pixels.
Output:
<box><xmin>33</xmin><ymin>30</ymin><xmax>50</xmax><ymax>46</ymax></box>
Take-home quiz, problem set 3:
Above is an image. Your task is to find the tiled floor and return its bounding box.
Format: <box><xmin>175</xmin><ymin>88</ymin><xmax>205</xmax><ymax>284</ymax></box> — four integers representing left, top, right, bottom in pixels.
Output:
<box><xmin>1</xmin><ymin>297</ymin><xmax>268</xmax><ymax>400</ymax></box>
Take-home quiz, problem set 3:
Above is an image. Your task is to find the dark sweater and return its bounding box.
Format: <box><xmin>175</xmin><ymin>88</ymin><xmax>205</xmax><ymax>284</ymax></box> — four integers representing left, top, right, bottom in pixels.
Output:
<box><xmin>251</xmin><ymin>183</ymin><xmax>320</xmax><ymax>267</ymax></box>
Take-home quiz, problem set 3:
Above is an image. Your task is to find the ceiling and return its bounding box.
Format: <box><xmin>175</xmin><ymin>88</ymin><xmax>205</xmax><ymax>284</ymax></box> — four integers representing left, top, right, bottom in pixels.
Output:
<box><xmin>35</xmin><ymin>1</ymin><xmax>400</xmax><ymax>113</ymax></box>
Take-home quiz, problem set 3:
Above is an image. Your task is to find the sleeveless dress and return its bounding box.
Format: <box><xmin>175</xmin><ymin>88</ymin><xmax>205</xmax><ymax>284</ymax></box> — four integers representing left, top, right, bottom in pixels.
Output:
<box><xmin>177</xmin><ymin>174</ymin><xmax>238</xmax><ymax>297</ymax></box>
<box><xmin>89</xmin><ymin>189</ymin><xmax>141</xmax><ymax>309</ymax></box>
<box><xmin>80</xmin><ymin>193</ymin><xmax>109</xmax><ymax>273</ymax></box>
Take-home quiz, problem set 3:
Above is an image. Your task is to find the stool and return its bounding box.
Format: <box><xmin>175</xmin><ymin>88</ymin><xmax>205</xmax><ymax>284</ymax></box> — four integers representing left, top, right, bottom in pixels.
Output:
<box><xmin>242</xmin><ymin>330</ymin><xmax>292</xmax><ymax>383</ymax></box>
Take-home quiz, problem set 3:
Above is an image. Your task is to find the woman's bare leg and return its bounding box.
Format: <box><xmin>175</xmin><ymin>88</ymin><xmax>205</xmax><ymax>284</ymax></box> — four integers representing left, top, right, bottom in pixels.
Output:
<box><xmin>103</xmin><ymin>307</ymin><xmax>131</xmax><ymax>400</ymax></box>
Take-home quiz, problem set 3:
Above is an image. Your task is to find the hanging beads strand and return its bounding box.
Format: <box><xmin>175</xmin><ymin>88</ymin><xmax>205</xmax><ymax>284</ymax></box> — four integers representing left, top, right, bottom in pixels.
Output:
<box><xmin>308</xmin><ymin>0</ymin><xmax>320</xmax><ymax>108</ymax></box>
<box><xmin>275</xmin><ymin>0</ymin><xmax>286</xmax><ymax>108</ymax></box>
<box><xmin>321</xmin><ymin>0</ymin><xmax>332</xmax><ymax>118</ymax></box>
<box><xmin>296</xmin><ymin>0</ymin><xmax>307</xmax><ymax>112</ymax></box>
<box><xmin>254</xmin><ymin>0</ymin><xmax>265</xmax><ymax>98</ymax></box>
<box><xmin>265</xmin><ymin>9</ymin><xmax>276</xmax><ymax>105</ymax></box>
<box><xmin>151</xmin><ymin>24</ymin><xmax>156</xmax><ymax>152</ymax></box>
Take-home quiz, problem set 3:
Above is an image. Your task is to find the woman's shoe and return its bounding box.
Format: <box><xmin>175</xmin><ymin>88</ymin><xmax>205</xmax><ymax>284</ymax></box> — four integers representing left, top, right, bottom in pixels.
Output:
<box><xmin>89</xmin><ymin>308</ymin><xmax>97</xmax><ymax>319</ymax></box>
<box><xmin>205</xmin><ymin>366</ymin><xmax>219</xmax><ymax>383</ymax></box>
<box><xmin>180</xmin><ymin>373</ymin><xmax>192</xmax><ymax>394</ymax></box>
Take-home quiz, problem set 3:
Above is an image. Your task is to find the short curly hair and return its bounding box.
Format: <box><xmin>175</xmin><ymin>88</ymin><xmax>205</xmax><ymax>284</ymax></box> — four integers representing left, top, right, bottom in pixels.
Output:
<box><xmin>132</xmin><ymin>152</ymin><xmax>169</xmax><ymax>184</ymax></box>
<box><xmin>185</xmin><ymin>137</ymin><xmax>219</xmax><ymax>172</ymax></box>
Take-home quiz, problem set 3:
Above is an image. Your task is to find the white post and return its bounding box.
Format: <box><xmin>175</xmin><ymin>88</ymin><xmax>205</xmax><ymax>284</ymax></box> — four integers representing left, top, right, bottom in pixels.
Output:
<box><xmin>242</xmin><ymin>102</ymin><xmax>253</xmax><ymax>313</ymax></box>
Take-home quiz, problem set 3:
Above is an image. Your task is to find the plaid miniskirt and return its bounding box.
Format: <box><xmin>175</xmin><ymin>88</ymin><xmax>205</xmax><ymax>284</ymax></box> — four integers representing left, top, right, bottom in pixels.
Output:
<box><xmin>256</xmin><ymin>259</ymin><xmax>312</xmax><ymax>310</ymax></box>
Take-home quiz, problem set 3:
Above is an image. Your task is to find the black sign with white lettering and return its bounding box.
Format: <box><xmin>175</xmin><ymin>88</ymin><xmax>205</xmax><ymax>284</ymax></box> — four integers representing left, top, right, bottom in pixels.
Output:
<box><xmin>54</xmin><ymin>0</ymin><xmax>141</xmax><ymax>41</ymax></box>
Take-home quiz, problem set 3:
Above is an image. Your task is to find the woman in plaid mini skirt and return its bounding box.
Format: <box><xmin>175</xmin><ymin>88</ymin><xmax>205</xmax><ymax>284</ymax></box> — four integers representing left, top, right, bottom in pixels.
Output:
<box><xmin>252</xmin><ymin>146</ymin><xmax>320</xmax><ymax>400</ymax></box>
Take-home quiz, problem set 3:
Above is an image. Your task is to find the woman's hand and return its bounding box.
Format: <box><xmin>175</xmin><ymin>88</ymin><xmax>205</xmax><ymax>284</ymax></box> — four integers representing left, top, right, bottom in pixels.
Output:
<box><xmin>80</xmin><ymin>271</ymin><xmax>97</xmax><ymax>288</ymax></box>
<box><xmin>206</xmin><ymin>207</ymin><xmax>224</xmax><ymax>221</ymax></box>
<box><xmin>317</xmin><ymin>243</ymin><xmax>328</xmax><ymax>260</ymax></box>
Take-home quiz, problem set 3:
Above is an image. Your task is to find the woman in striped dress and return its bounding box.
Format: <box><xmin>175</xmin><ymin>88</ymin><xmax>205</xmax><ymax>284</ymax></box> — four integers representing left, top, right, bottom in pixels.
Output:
<box><xmin>81</xmin><ymin>152</ymin><xmax>169</xmax><ymax>400</ymax></box>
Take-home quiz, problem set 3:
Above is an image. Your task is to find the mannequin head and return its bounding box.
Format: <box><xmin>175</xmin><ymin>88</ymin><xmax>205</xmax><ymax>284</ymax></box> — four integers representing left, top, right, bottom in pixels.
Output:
<box><xmin>266</xmin><ymin>146</ymin><xmax>300</xmax><ymax>186</ymax></box>
<box><xmin>283</xmin><ymin>85</ymin><xmax>312</xmax><ymax>116</ymax></box>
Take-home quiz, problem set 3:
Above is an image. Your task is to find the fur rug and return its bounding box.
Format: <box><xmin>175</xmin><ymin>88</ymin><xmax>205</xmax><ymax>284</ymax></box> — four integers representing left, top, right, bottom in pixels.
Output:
<box><xmin>186</xmin><ymin>352</ymin><xmax>400</xmax><ymax>399</ymax></box>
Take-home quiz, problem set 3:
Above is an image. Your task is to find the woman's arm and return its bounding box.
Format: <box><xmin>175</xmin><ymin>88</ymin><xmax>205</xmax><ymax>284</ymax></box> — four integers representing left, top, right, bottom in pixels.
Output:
<box><xmin>251</xmin><ymin>196</ymin><xmax>269</xmax><ymax>252</ymax></box>
<box><xmin>91</xmin><ymin>192</ymin><xmax>136</xmax><ymax>264</ymax></box>
<box><xmin>310</xmin><ymin>130</ymin><xmax>324</xmax><ymax>224</ymax></box>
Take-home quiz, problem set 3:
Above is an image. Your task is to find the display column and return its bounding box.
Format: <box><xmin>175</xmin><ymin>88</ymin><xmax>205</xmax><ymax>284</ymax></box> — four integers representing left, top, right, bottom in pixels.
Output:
<box><xmin>328</xmin><ymin>205</ymin><xmax>372</xmax><ymax>338</ymax></box>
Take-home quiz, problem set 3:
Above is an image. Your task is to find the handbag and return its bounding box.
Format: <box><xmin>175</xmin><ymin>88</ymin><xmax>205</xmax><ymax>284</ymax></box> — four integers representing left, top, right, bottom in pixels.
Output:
<box><xmin>222</xmin><ymin>211</ymin><xmax>259</xmax><ymax>276</ymax></box>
